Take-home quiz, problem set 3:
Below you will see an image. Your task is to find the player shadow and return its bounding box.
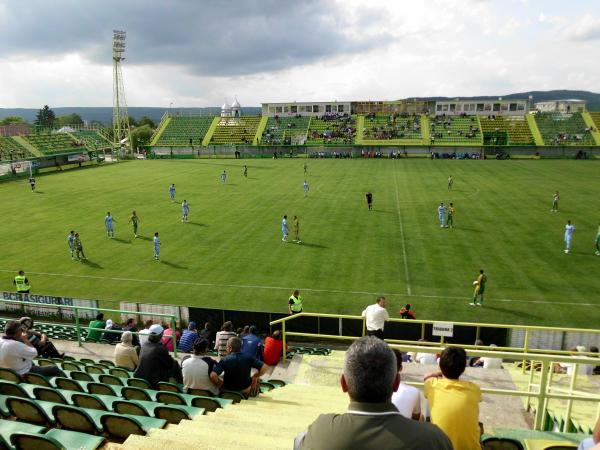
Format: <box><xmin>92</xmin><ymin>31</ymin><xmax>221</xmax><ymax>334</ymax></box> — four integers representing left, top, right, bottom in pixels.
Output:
<box><xmin>296</xmin><ymin>242</ymin><xmax>327</xmax><ymax>249</ymax></box>
<box><xmin>373</xmin><ymin>209</ymin><xmax>393</xmax><ymax>214</ymax></box>
<box><xmin>482</xmin><ymin>304</ymin><xmax>540</xmax><ymax>320</ymax></box>
<box><xmin>34</xmin><ymin>190</ymin><xmax>44</xmax><ymax>194</ymax></box>
<box><xmin>160</xmin><ymin>260</ymin><xmax>187</xmax><ymax>269</ymax></box>
<box><xmin>112</xmin><ymin>237</ymin><xmax>131</xmax><ymax>244</ymax></box>
<box><xmin>80</xmin><ymin>259</ymin><xmax>103</xmax><ymax>269</ymax></box>
<box><xmin>187</xmin><ymin>222</ymin><xmax>207</xmax><ymax>227</ymax></box>
<box><xmin>455</xmin><ymin>227</ymin><xmax>482</xmax><ymax>233</ymax></box>
<box><xmin>136</xmin><ymin>236</ymin><xmax>152</xmax><ymax>241</ymax></box>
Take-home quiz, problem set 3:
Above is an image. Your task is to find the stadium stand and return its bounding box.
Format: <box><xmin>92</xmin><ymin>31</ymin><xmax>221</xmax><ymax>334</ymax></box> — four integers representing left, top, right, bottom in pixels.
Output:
<box><xmin>154</xmin><ymin>116</ymin><xmax>216</xmax><ymax>147</ymax></box>
<box><xmin>71</xmin><ymin>130</ymin><xmax>112</xmax><ymax>151</ymax></box>
<box><xmin>22</xmin><ymin>133</ymin><xmax>84</xmax><ymax>155</ymax></box>
<box><xmin>429</xmin><ymin>115</ymin><xmax>483</xmax><ymax>145</ymax></box>
<box><xmin>306</xmin><ymin>114</ymin><xmax>356</xmax><ymax>145</ymax></box>
<box><xmin>589</xmin><ymin>112</ymin><xmax>600</xmax><ymax>130</ymax></box>
<box><xmin>210</xmin><ymin>116</ymin><xmax>262</xmax><ymax>145</ymax></box>
<box><xmin>534</xmin><ymin>112</ymin><xmax>596</xmax><ymax>146</ymax></box>
<box><xmin>260</xmin><ymin>116</ymin><xmax>310</xmax><ymax>145</ymax></box>
<box><xmin>0</xmin><ymin>136</ymin><xmax>32</xmax><ymax>160</ymax></box>
<box><xmin>479</xmin><ymin>116</ymin><xmax>536</xmax><ymax>145</ymax></box>
<box><xmin>361</xmin><ymin>113</ymin><xmax>424</xmax><ymax>144</ymax></box>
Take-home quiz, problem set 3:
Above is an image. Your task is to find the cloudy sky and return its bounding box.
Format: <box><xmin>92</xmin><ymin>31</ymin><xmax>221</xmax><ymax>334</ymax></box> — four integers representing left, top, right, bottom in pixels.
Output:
<box><xmin>0</xmin><ymin>0</ymin><xmax>598</xmax><ymax>107</ymax></box>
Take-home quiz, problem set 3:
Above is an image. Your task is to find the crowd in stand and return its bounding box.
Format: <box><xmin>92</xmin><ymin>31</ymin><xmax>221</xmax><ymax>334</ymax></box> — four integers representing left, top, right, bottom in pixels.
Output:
<box><xmin>308</xmin><ymin>114</ymin><xmax>355</xmax><ymax>145</ymax></box>
<box><xmin>364</xmin><ymin>113</ymin><xmax>421</xmax><ymax>140</ymax></box>
<box><xmin>430</xmin><ymin>114</ymin><xmax>480</xmax><ymax>141</ymax></box>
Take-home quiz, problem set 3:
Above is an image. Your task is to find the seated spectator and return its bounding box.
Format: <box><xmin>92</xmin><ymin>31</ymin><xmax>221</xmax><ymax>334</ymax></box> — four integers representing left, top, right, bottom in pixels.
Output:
<box><xmin>199</xmin><ymin>322</ymin><xmax>216</xmax><ymax>348</ymax></box>
<box><xmin>114</xmin><ymin>331</ymin><xmax>139</xmax><ymax>371</ymax></box>
<box><xmin>295</xmin><ymin>337</ymin><xmax>451</xmax><ymax>450</ymax></box>
<box><xmin>178</xmin><ymin>321</ymin><xmax>198</xmax><ymax>353</ymax></box>
<box><xmin>134</xmin><ymin>324</ymin><xmax>182</xmax><ymax>388</ymax></box>
<box><xmin>214</xmin><ymin>321</ymin><xmax>237</xmax><ymax>357</ymax></box>
<box><xmin>102</xmin><ymin>319</ymin><xmax>122</xmax><ymax>344</ymax></box>
<box><xmin>391</xmin><ymin>349</ymin><xmax>421</xmax><ymax>420</ymax></box>
<box><xmin>398</xmin><ymin>304</ymin><xmax>416</xmax><ymax>320</ymax></box>
<box><xmin>182</xmin><ymin>339</ymin><xmax>219</xmax><ymax>395</ymax></box>
<box><xmin>241</xmin><ymin>325</ymin><xmax>262</xmax><ymax>359</ymax></box>
<box><xmin>239</xmin><ymin>325</ymin><xmax>250</xmax><ymax>339</ymax></box>
<box><xmin>415</xmin><ymin>342</ymin><xmax>437</xmax><ymax>365</ymax></box>
<box><xmin>161</xmin><ymin>323</ymin><xmax>181</xmax><ymax>352</ymax></box>
<box><xmin>86</xmin><ymin>313</ymin><xmax>106</xmax><ymax>341</ymax></box>
<box><xmin>0</xmin><ymin>320</ymin><xmax>64</xmax><ymax>378</ymax></box>
<box><xmin>559</xmin><ymin>346</ymin><xmax>594</xmax><ymax>375</ymax></box>
<box><xmin>591</xmin><ymin>346</ymin><xmax>600</xmax><ymax>375</ymax></box>
<box><xmin>123</xmin><ymin>318</ymin><xmax>139</xmax><ymax>347</ymax></box>
<box><xmin>263</xmin><ymin>330</ymin><xmax>287</xmax><ymax>366</ymax></box>
<box><xmin>469</xmin><ymin>339</ymin><xmax>485</xmax><ymax>366</ymax></box>
<box><xmin>138</xmin><ymin>320</ymin><xmax>153</xmax><ymax>347</ymax></box>
<box><xmin>424</xmin><ymin>346</ymin><xmax>482</xmax><ymax>450</ymax></box>
<box><xmin>473</xmin><ymin>344</ymin><xmax>503</xmax><ymax>369</ymax></box>
<box><xmin>210</xmin><ymin>336</ymin><xmax>267</xmax><ymax>398</ymax></box>
<box><xmin>19</xmin><ymin>317</ymin><xmax>63</xmax><ymax>358</ymax></box>
<box><xmin>578</xmin><ymin>414</ymin><xmax>600</xmax><ymax>450</ymax></box>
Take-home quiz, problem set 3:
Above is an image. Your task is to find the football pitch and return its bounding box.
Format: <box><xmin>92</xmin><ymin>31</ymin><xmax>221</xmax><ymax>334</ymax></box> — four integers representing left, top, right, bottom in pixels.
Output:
<box><xmin>0</xmin><ymin>158</ymin><xmax>599</xmax><ymax>329</ymax></box>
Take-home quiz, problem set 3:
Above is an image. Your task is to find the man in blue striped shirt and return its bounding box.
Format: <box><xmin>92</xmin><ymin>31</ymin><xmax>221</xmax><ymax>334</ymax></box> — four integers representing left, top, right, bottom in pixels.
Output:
<box><xmin>178</xmin><ymin>321</ymin><xmax>198</xmax><ymax>353</ymax></box>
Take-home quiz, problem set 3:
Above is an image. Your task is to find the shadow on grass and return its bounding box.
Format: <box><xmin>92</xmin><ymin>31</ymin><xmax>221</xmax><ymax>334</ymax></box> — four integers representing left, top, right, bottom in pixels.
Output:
<box><xmin>136</xmin><ymin>236</ymin><xmax>152</xmax><ymax>241</ymax></box>
<box><xmin>187</xmin><ymin>222</ymin><xmax>207</xmax><ymax>227</ymax></box>
<box><xmin>482</xmin><ymin>304</ymin><xmax>540</xmax><ymax>320</ymax></box>
<box><xmin>34</xmin><ymin>190</ymin><xmax>44</xmax><ymax>194</ymax></box>
<box><xmin>295</xmin><ymin>242</ymin><xmax>327</xmax><ymax>249</ymax></box>
<box><xmin>456</xmin><ymin>227</ymin><xmax>483</xmax><ymax>233</ymax></box>
<box><xmin>81</xmin><ymin>259</ymin><xmax>103</xmax><ymax>269</ymax></box>
<box><xmin>112</xmin><ymin>237</ymin><xmax>131</xmax><ymax>244</ymax></box>
<box><xmin>161</xmin><ymin>260</ymin><xmax>187</xmax><ymax>269</ymax></box>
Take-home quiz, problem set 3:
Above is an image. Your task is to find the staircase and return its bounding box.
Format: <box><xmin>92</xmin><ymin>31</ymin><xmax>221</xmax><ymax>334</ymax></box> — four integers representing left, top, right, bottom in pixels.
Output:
<box><xmin>149</xmin><ymin>115</ymin><xmax>172</xmax><ymax>146</ymax></box>
<box><xmin>525</xmin><ymin>114</ymin><xmax>545</xmax><ymax>146</ymax></box>
<box><xmin>11</xmin><ymin>136</ymin><xmax>42</xmax><ymax>157</ymax></box>
<box><xmin>120</xmin><ymin>384</ymin><xmax>347</xmax><ymax>450</ymax></box>
<box><xmin>580</xmin><ymin>111</ymin><xmax>600</xmax><ymax>146</ymax></box>
<box><xmin>355</xmin><ymin>115</ymin><xmax>365</xmax><ymax>145</ymax></box>
<box><xmin>253</xmin><ymin>115</ymin><xmax>269</xmax><ymax>145</ymax></box>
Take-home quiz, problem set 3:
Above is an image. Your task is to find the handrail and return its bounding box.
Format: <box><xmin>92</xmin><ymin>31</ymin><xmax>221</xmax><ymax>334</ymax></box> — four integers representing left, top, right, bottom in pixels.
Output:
<box><xmin>272</xmin><ymin>312</ymin><xmax>600</xmax><ymax>432</ymax></box>
<box><xmin>0</xmin><ymin>297</ymin><xmax>179</xmax><ymax>357</ymax></box>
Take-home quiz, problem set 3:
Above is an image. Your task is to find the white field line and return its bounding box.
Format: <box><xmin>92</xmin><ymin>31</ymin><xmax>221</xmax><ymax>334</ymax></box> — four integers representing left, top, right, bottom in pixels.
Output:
<box><xmin>393</xmin><ymin>166</ymin><xmax>412</xmax><ymax>295</ymax></box>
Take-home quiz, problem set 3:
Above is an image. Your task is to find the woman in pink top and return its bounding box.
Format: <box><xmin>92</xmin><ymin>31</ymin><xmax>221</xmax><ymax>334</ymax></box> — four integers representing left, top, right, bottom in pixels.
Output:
<box><xmin>161</xmin><ymin>324</ymin><xmax>181</xmax><ymax>352</ymax></box>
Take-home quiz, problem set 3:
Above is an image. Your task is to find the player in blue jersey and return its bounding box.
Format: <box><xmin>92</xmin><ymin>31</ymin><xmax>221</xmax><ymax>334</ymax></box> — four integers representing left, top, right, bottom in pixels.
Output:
<box><xmin>153</xmin><ymin>232</ymin><xmax>160</xmax><ymax>260</ymax></box>
<box><xmin>564</xmin><ymin>220</ymin><xmax>575</xmax><ymax>254</ymax></box>
<box><xmin>181</xmin><ymin>200</ymin><xmax>190</xmax><ymax>223</ymax></box>
<box><xmin>67</xmin><ymin>230</ymin><xmax>75</xmax><ymax>259</ymax></box>
<box><xmin>105</xmin><ymin>212</ymin><xmax>116</xmax><ymax>238</ymax></box>
<box><xmin>303</xmin><ymin>180</ymin><xmax>309</xmax><ymax>197</ymax></box>
<box><xmin>281</xmin><ymin>215</ymin><xmax>288</xmax><ymax>242</ymax></box>
<box><xmin>220</xmin><ymin>170</ymin><xmax>227</xmax><ymax>184</ymax></box>
<box><xmin>437</xmin><ymin>202</ymin><xmax>445</xmax><ymax>228</ymax></box>
<box><xmin>169</xmin><ymin>184</ymin><xmax>176</xmax><ymax>202</ymax></box>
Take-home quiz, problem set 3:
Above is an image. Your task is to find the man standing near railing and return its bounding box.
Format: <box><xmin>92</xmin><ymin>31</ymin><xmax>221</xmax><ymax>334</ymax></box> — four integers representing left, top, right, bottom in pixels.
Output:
<box><xmin>13</xmin><ymin>270</ymin><xmax>30</xmax><ymax>294</ymax></box>
<box><xmin>289</xmin><ymin>290</ymin><xmax>303</xmax><ymax>315</ymax></box>
<box><xmin>362</xmin><ymin>296</ymin><xmax>389</xmax><ymax>339</ymax></box>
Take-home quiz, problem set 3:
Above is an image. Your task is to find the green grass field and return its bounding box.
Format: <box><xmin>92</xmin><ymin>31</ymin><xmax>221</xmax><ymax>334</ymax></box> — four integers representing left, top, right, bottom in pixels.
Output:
<box><xmin>0</xmin><ymin>159</ymin><xmax>599</xmax><ymax>328</ymax></box>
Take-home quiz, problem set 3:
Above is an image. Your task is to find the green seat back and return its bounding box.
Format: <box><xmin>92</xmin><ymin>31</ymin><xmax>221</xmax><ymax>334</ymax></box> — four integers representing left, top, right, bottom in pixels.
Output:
<box><xmin>61</xmin><ymin>362</ymin><xmax>81</xmax><ymax>371</ymax></box>
<box><xmin>52</xmin><ymin>405</ymin><xmax>99</xmax><ymax>435</ymax></box>
<box><xmin>86</xmin><ymin>383</ymin><xmax>115</xmax><ymax>397</ymax></box>
<box><xmin>84</xmin><ymin>366</ymin><xmax>104</xmax><ymax>375</ymax></box>
<box><xmin>157</xmin><ymin>382</ymin><xmax>181</xmax><ymax>393</ymax></box>
<box><xmin>79</xmin><ymin>359</ymin><xmax>94</xmax><ymax>364</ymax></box>
<box><xmin>220</xmin><ymin>390</ymin><xmax>245</xmax><ymax>403</ymax></box>
<box><xmin>109</xmin><ymin>368</ymin><xmax>130</xmax><ymax>379</ymax></box>
<box><xmin>0</xmin><ymin>421</ymin><xmax>45</xmax><ymax>450</ymax></box>
<box><xmin>36</xmin><ymin>359</ymin><xmax>55</xmax><ymax>367</ymax></box>
<box><xmin>155</xmin><ymin>391</ymin><xmax>185</xmax><ymax>405</ymax></box>
<box><xmin>33</xmin><ymin>387</ymin><xmax>67</xmax><ymax>405</ymax></box>
<box><xmin>70</xmin><ymin>371</ymin><xmax>93</xmax><ymax>382</ymax></box>
<box><xmin>54</xmin><ymin>377</ymin><xmax>84</xmax><ymax>393</ymax></box>
<box><xmin>0</xmin><ymin>368</ymin><xmax>22</xmax><ymax>383</ymax></box>
<box><xmin>98</xmin><ymin>375</ymin><xmax>123</xmax><ymax>386</ymax></box>
<box><xmin>113</xmin><ymin>400</ymin><xmax>149</xmax><ymax>417</ymax></box>
<box><xmin>100</xmin><ymin>415</ymin><xmax>145</xmax><ymax>441</ymax></box>
<box><xmin>98</xmin><ymin>360</ymin><xmax>115</xmax><ymax>367</ymax></box>
<box><xmin>45</xmin><ymin>429</ymin><xmax>105</xmax><ymax>450</ymax></box>
<box><xmin>25</xmin><ymin>373</ymin><xmax>52</xmax><ymax>388</ymax></box>
<box><xmin>72</xmin><ymin>393</ymin><xmax>108</xmax><ymax>411</ymax></box>
<box><xmin>126</xmin><ymin>378</ymin><xmax>150</xmax><ymax>389</ymax></box>
<box><xmin>122</xmin><ymin>387</ymin><xmax>152</xmax><ymax>402</ymax></box>
<box><xmin>10</xmin><ymin>432</ymin><xmax>63</xmax><ymax>450</ymax></box>
<box><xmin>154</xmin><ymin>406</ymin><xmax>189</xmax><ymax>425</ymax></box>
<box><xmin>0</xmin><ymin>381</ymin><xmax>29</xmax><ymax>398</ymax></box>
<box><xmin>7</xmin><ymin>397</ymin><xmax>52</xmax><ymax>426</ymax></box>
<box><xmin>187</xmin><ymin>388</ymin><xmax>215</xmax><ymax>397</ymax></box>
<box><xmin>190</xmin><ymin>397</ymin><xmax>221</xmax><ymax>412</ymax></box>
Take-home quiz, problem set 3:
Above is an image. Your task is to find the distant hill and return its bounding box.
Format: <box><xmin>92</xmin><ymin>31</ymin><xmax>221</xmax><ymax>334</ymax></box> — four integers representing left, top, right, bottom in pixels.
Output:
<box><xmin>408</xmin><ymin>90</ymin><xmax>600</xmax><ymax>111</ymax></box>
<box><xmin>0</xmin><ymin>107</ymin><xmax>262</xmax><ymax>126</ymax></box>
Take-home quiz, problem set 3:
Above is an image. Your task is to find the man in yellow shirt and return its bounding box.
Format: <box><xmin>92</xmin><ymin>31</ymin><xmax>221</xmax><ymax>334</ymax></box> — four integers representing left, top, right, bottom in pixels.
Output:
<box><xmin>424</xmin><ymin>346</ymin><xmax>482</xmax><ymax>450</ymax></box>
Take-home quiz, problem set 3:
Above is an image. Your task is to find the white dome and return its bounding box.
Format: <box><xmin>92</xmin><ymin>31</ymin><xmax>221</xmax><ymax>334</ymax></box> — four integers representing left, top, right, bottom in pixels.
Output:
<box><xmin>231</xmin><ymin>98</ymin><xmax>241</xmax><ymax>108</ymax></box>
<box><xmin>221</xmin><ymin>102</ymin><xmax>231</xmax><ymax>111</ymax></box>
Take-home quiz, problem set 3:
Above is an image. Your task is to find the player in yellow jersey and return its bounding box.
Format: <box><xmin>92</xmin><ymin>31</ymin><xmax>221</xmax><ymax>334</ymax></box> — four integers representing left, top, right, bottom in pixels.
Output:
<box><xmin>445</xmin><ymin>203</ymin><xmax>454</xmax><ymax>228</ymax></box>
<box><xmin>469</xmin><ymin>269</ymin><xmax>487</xmax><ymax>306</ymax></box>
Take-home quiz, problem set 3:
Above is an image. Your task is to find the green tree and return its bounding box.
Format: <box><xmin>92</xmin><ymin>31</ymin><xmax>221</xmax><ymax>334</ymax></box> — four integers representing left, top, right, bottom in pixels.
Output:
<box><xmin>130</xmin><ymin>124</ymin><xmax>153</xmax><ymax>150</ymax></box>
<box><xmin>55</xmin><ymin>113</ymin><xmax>84</xmax><ymax>127</ymax></box>
<box><xmin>0</xmin><ymin>116</ymin><xmax>25</xmax><ymax>125</ymax></box>
<box><xmin>137</xmin><ymin>116</ymin><xmax>156</xmax><ymax>129</ymax></box>
<box><xmin>34</xmin><ymin>105</ymin><xmax>56</xmax><ymax>127</ymax></box>
<box><xmin>127</xmin><ymin>116</ymin><xmax>138</xmax><ymax>127</ymax></box>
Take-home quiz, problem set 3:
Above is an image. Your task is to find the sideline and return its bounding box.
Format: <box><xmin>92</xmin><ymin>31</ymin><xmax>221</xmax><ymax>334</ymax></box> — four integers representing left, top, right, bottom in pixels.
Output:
<box><xmin>393</xmin><ymin>165</ymin><xmax>412</xmax><ymax>295</ymax></box>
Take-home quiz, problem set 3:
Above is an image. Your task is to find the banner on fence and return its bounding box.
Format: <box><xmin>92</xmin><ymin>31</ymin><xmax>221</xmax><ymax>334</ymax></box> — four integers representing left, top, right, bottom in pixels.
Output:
<box><xmin>119</xmin><ymin>302</ymin><xmax>189</xmax><ymax>325</ymax></box>
<box><xmin>1</xmin><ymin>291</ymin><xmax>98</xmax><ymax>319</ymax></box>
<box><xmin>432</xmin><ymin>322</ymin><xmax>454</xmax><ymax>337</ymax></box>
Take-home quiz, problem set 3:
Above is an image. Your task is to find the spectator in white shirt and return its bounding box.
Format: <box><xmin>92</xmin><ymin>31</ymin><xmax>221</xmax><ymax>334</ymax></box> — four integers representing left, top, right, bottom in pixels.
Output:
<box><xmin>182</xmin><ymin>338</ymin><xmax>219</xmax><ymax>395</ymax></box>
<box><xmin>473</xmin><ymin>344</ymin><xmax>503</xmax><ymax>369</ymax></box>
<box><xmin>391</xmin><ymin>349</ymin><xmax>421</xmax><ymax>420</ymax></box>
<box><xmin>0</xmin><ymin>320</ymin><xmax>63</xmax><ymax>377</ymax></box>
<box><xmin>413</xmin><ymin>339</ymin><xmax>438</xmax><ymax>365</ymax></box>
<box><xmin>138</xmin><ymin>319</ymin><xmax>153</xmax><ymax>347</ymax></box>
<box><xmin>361</xmin><ymin>296</ymin><xmax>389</xmax><ymax>339</ymax></box>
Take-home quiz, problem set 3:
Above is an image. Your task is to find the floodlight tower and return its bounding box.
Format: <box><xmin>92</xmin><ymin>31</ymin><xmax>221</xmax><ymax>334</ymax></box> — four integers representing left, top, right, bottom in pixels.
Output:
<box><xmin>112</xmin><ymin>30</ymin><xmax>132</xmax><ymax>157</ymax></box>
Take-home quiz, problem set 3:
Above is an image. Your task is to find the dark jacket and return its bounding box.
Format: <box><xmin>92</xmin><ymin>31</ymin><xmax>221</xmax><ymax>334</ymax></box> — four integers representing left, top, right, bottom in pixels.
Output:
<box><xmin>133</xmin><ymin>341</ymin><xmax>181</xmax><ymax>388</ymax></box>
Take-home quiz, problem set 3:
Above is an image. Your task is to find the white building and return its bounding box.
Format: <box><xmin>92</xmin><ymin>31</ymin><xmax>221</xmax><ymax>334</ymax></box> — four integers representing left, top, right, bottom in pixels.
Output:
<box><xmin>534</xmin><ymin>99</ymin><xmax>586</xmax><ymax>113</ymax></box>
<box><xmin>434</xmin><ymin>99</ymin><xmax>529</xmax><ymax>116</ymax></box>
<box><xmin>261</xmin><ymin>101</ymin><xmax>352</xmax><ymax>117</ymax></box>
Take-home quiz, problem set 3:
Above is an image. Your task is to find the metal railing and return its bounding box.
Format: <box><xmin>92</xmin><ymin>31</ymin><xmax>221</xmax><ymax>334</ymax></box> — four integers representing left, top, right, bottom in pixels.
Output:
<box><xmin>270</xmin><ymin>312</ymin><xmax>600</xmax><ymax>431</ymax></box>
<box><xmin>0</xmin><ymin>298</ymin><xmax>179</xmax><ymax>357</ymax></box>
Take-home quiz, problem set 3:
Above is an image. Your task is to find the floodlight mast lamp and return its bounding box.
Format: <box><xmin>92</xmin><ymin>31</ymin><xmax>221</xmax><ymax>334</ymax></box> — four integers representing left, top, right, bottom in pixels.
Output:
<box><xmin>112</xmin><ymin>29</ymin><xmax>132</xmax><ymax>158</ymax></box>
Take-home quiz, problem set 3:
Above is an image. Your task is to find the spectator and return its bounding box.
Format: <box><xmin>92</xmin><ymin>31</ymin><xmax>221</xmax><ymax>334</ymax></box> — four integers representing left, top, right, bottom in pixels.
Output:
<box><xmin>182</xmin><ymin>339</ymin><xmax>219</xmax><ymax>395</ymax></box>
<box><xmin>134</xmin><ymin>324</ymin><xmax>182</xmax><ymax>388</ymax></box>
<box><xmin>473</xmin><ymin>344</ymin><xmax>503</xmax><ymax>369</ymax></box>
<box><xmin>415</xmin><ymin>339</ymin><xmax>438</xmax><ymax>365</ymax></box>
<box><xmin>114</xmin><ymin>331</ymin><xmax>139</xmax><ymax>371</ymax></box>
<box><xmin>215</xmin><ymin>321</ymin><xmax>237</xmax><ymax>357</ymax></box>
<box><xmin>138</xmin><ymin>320</ymin><xmax>153</xmax><ymax>347</ymax></box>
<box><xmin>178</xmin><ymin>321</ymin><xmax>198</xmax><ymax>353</ymax></box>
<box><xmin>578</xmin><ymin>415</ymin><xmax>600</xmax><ymax>450</ymax></box>
<box><xmin>102</xmin><ymin>319</ymin><xmax>121</xmax><ymax>344</ymax></box>
<box><xmin>263</xmin><ymin>330</ymin><xmax>287</xmax><ymax>366</ymax></box>
<box><xmin>295</xmin><ymin>337</ymin><xmax>451</xmax><ymax>450</ymax></box>
<box><xmin>86</xmin><ymin>313</ymin><xmax>106</xmax><ymax>341</ymax></box>
<box><xmin>591</xmin><ymin>346</ymin><xmax>600</xmax><ymax>375</ymax></box>
<box><xmin>19</xmin><ymin>317</ymin><xmax>63</xmax><ymax>358</ymax></box>
<box><xmin>241</xmin><ymin>325</ymin><xmax>262</xmax><ymax>359</ymax></box>
<box><xmin>559</xmin><ymin>346</ymin><xmax>594</xmax><ymax>375</ymax></box>
<box><xmin>391</xmin><ymin>349</ymin><xmax>421</xmax><ymax>420</ymax></box>
<box><xmin>0</xmin><ymin>320</ymin><xmax>64</xmax><ymax>378</ymax></box>
<box><xmin>399</xmin><ymin>304</ymin><xmax>416</xmax><ymax>320</ymax></box>
<box><xmin>361</xmin><ymin>296</ymin><xmax>389</xmax><ymax>339</ymax></box>
<box><xmin>199</xmin><ymin>322</ymin><xmax>216</xmax><ymax>348</ymax></box>
<box><xmin>210</xmin><ymin>336</ymin><xmax>268</xmax><ymax>398</ymax></box>
<box><xmin>239</xmin><ymin>325</ymin><xmax>250</xmax><ymax>339</ymax></box>
<box><xmin>424</xmin><ymin>346</ymin><xmax>482</xmax><ymax>450</ymax></box>
<box><xmin>123</xmin><ymin>318</ymin><xmax>139</xmax><ymax>347</ymax></box>
<box><xmin>469</xmin><ymin>339</ymin><xmax>485</xmax><ymax>366</ymax></box>
<box><xmin>161</xmin><ymin>323</ymin><xmax>181</xmax><ymax>352</ymax></box>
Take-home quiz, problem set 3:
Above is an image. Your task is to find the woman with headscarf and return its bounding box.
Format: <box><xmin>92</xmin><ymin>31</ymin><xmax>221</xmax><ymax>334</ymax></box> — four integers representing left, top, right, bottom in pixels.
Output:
<box><xmin>114</xmin><ymin>331</ymin><xmax>139</xmax><ymax>370</ymax></box>
<box><xmin>19</xmin><ymin>317</ymin><xmax>64</xmax><ymax>358</ymax></box>
<box><xmin>102</xmin><ymin>319</ymin><xmax>122</xmax><ymax>343</ymax></box>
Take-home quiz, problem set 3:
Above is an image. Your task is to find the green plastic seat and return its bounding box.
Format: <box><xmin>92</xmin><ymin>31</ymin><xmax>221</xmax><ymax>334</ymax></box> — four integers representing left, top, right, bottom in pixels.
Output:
<box><xmin>54</xmin><ymin>378</ymin><xmax>84</xmax><ymax>393</ymax></box>
<box><xmin>0</xmin><ymin>368</ymin><xmax>22</xmax><ymax>383</ymax></box>
<box><xmin>35</xmin><ymin>358</ymin><xmax>55</xmax><ymax>367</ymax></box>
<box><xmin>52</xmin><ymin>404</ymin><xmax>102</xmax><ymax>435</ymax></box>
<box><xmin>7</xmin><ymin>396</ymin><xmax>54</xmax><ymax>426</ymax></box>
<box><xmin>266</xmin><ymin>379</ymin><xmax>286</xmax><ymax>388</ymax></box>
<box><xmin>0</xmin><ymin>422</ymin><xmax>45</xmax><ymax>449</ymax></box>
<box><xmin>220</xmin><ymin>390</ymin><xmax>245</xmax><ymax>403</ymax></box>
<box><xmin>98</xmin><ymin>360</ymin><xmax>115</xmax><ymax>367</ymax></box>
<box><xmin>69</xmin><ymin>371</ymin><xmax>93</xmax><ymax>382</ymax></box>
<box><xmin>78</xmin><ymin>359</ymin><xmax>95</xmax><ymax>365</ymax></box>
<box><xmin>21</xmin><ymin>429</ymin><xmax>105</xmax><ymax>450</ymax></box>
<box><xmin>126</xmin><ymin>378</ymin><xmax>151</xmax><ymax>389</ymax></box>
<box><xmin>156</xmin><ymin>382</ymin><xmax>182</xmax><ymax>393</ymax></box>
<box><xmin>122</xmin><ymin>387</ymin><xmax>152</xmax><ymax>402</ymax></box>
<box><xmin>113</xmin><ymin>400</ymin><xmax>150</xmax><ymax>417</ymax></box>
<box><xmin>84</xmin><ymin>366</ymin><xmax>105</xmax><ymax>375</ymax></box>
<box><xmin>98</xmin><ymin>374</ymin><xmax>123</xmax><ymax>386</ymax></box>
<box><xmin>108</xmin><ymin>368</ymin><xmax>130</xmax><ymax>379</ymax></box>
<box><xmin>86</xmin><ymin>383</ymin><xmax>117</xmax><ymax>397</ymax></box>
<box><xmin>100</xmin><ymin>413</ymin><xmax>166</xmax><ymax>441</ymax></box>
<box><xmin>190</xmin><ymin>396</ymin><xmax>222</xmax><ymax>412</ymax></box>
<box><xmin>0</xmin><ymin>381</ymin><xmax>30</xmax><ymax>398</ymax></box>
<box><xmin>71</xmin><ymin>393</ymin><xmax>108</xmax><ymax>411</ymax></box>
<box><xmin>155</xmin><ymin>391</ymin><xmax>185</xmax><ymax>405</ymax></box>
<box><xmin>33</xmin><ymin>386</ymin><xmax>69</xmax><ymax>405</ymax></box>
<box><xmin>154</xmin><ymin>404</ymin><xmax>204</xmax><ymax>424</ymax></box>
<box><xmin>260</xmin><ymin>381</ymin><xmax>275</xmax><ymax>392</ymax></box>
<box><xmin>61</xmin><ymin>362</ymin><xmax>81</xmax><ymax>372</ymax></box>
<box><xmin>25</xmin><ymin>373</ymin><xmax>52</xmax><ymax>388</ymax></box>
<box><xmin>186</xmin><ymin>388</ymin><xmax>215</xmax><ymax>397</ymax></box>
